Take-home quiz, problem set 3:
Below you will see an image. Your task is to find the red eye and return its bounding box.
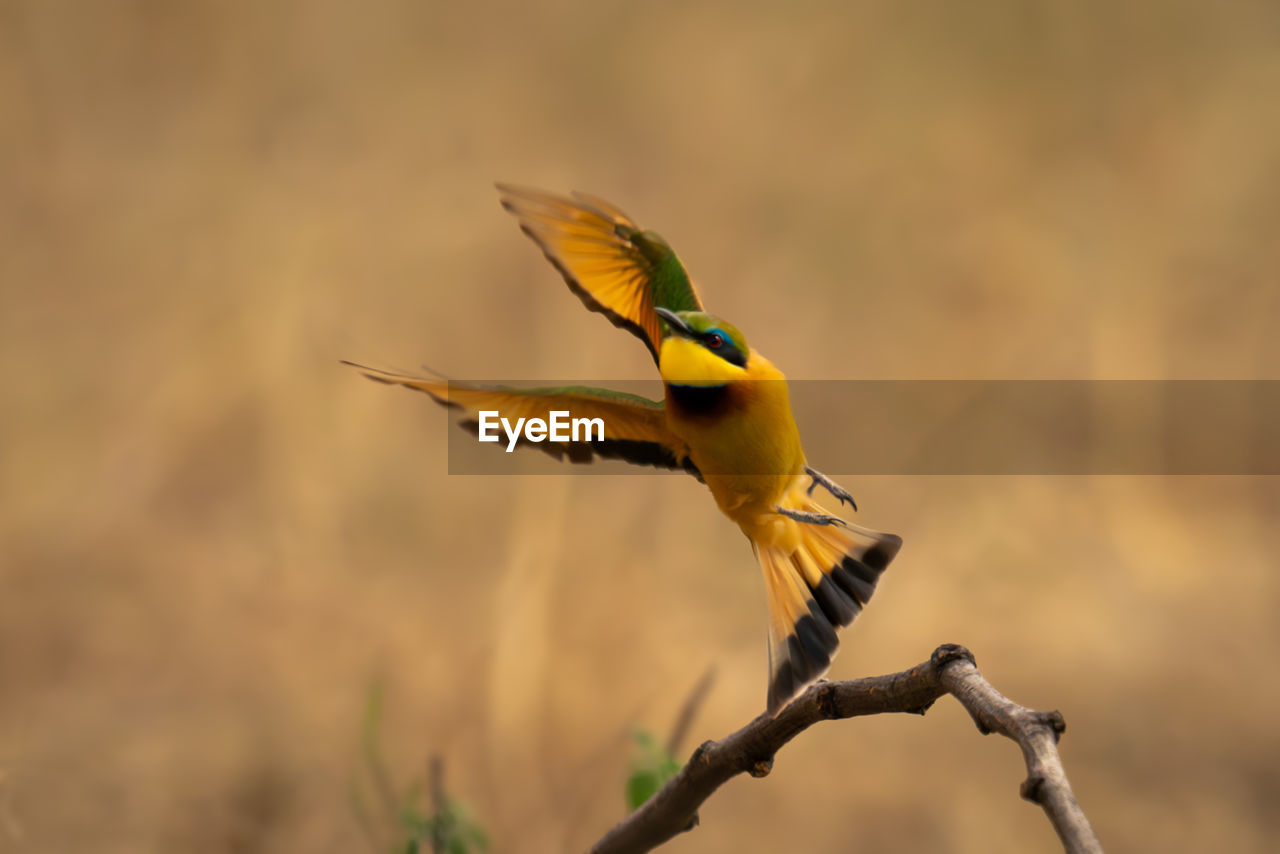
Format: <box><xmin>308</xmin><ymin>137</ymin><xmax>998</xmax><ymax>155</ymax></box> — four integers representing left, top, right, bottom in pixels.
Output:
<box><xmin>707</xmin><ymin>334</ymin><xmax>723</xmax><ymax>349</ymax></box>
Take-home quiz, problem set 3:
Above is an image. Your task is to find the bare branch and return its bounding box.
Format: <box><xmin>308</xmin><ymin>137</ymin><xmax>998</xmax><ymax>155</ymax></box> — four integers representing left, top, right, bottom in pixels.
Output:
<box><xmin>939</xmin><ymin>656</ymin><xmax>1103</xmax><ymax>854</ymax></box>
<box><xmin>588</xmin><ymin>644</ymin><xmax>1103</xmax><ymax>854</ymax></box>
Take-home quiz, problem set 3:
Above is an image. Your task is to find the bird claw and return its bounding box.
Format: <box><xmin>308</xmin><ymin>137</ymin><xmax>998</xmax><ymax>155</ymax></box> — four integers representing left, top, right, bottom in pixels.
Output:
<box><xmin>804</xmin><ymin>466</ymin><xmax>857</xmax><ymax>512</ymax></box>
<box><xmin>775</xmin><ymin>506</ymin><xmax>849</xmax><ymax>529</ymax></box>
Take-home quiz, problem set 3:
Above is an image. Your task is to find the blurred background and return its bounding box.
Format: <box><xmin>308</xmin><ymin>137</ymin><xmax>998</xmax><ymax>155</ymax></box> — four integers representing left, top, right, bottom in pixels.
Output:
<box><xmin>4</xmin><ymin>1</ymin><xmax>1279</xmax><ymax>851</ymax></box>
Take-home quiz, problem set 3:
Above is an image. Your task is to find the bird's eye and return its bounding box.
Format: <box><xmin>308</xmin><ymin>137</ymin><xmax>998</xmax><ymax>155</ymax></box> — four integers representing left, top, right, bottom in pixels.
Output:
<box><xmin>707</xmin><ymin>333</ymin><xmax>724</xmax><ymax>349</ymax></box>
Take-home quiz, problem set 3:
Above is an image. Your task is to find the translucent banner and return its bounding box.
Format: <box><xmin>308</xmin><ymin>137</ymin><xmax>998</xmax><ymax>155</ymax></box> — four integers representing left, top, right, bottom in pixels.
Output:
<box><xmin>437</xmin><ymin>380</ymin><xmax>1280</xmax><ymax>475</ymax></box>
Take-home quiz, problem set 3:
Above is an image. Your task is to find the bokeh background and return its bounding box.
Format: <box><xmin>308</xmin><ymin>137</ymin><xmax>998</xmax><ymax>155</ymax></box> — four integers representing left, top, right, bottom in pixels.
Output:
<box><xmin>4</xmin><ymin>1</ymin><xmax>1279</xmax><ymax>851</ymax></box>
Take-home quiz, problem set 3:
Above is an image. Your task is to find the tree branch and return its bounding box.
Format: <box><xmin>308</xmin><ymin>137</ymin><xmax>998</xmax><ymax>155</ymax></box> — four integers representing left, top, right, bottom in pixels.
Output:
<box><xmin>588</xmin><ymin>644</ymin><xmax>1103</xmax><ymax>854</ymax></box>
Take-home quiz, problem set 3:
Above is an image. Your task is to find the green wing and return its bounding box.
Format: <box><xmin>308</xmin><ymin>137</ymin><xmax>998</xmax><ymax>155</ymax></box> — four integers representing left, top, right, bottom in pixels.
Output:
<box><xmin>496</xmin><ymin>184</ymin><xmax>703</xmax><ymax>362</ymax></box>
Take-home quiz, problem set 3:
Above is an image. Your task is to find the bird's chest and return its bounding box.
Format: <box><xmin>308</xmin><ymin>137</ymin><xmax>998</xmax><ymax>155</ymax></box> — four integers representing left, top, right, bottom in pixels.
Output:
<box><xmin>664</xmin><ymin>381</ymin><xmax>805</xmax><ymax>521</ymax></box>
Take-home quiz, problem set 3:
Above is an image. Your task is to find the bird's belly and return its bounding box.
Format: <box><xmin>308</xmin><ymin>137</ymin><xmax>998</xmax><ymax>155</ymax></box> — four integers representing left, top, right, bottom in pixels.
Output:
<box><xmin>674</xmin><ymin>410</ymin><xmax>806</xmax><ymax>540</ymax></box>
<box><xmin>703</xmin><ymin>471</ymin><xmax>803</xmax><ymax>544</ymax></box>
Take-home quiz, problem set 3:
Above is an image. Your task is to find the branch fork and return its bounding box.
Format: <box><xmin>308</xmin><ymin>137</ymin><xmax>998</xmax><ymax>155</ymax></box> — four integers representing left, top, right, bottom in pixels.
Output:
<box><xmin>589</xmin><ymin>644</ymin><xmax>1103</xmax><ymax>854</ymax></box>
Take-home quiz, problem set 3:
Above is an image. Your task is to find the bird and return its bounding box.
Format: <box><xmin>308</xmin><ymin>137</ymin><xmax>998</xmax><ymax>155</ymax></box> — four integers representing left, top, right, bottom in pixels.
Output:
<box><xmin>345</xmin><ymin>185</ymin><xmax>902</xmax><ymax>715</ymax></box>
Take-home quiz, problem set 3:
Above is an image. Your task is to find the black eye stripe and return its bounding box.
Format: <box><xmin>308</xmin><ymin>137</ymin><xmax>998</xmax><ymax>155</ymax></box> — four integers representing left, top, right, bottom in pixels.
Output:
<box><xmin>701</xmin><ymin>335</ymin><xmax>746</xmax><ymax>367</ymax></box>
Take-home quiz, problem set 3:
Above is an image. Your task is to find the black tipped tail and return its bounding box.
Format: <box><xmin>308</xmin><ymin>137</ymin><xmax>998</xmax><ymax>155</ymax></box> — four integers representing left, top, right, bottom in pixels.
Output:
<box><xmin>757</xmin><ymin>518</ymin><xmax>902</xmax><ymax>715</ymax></box>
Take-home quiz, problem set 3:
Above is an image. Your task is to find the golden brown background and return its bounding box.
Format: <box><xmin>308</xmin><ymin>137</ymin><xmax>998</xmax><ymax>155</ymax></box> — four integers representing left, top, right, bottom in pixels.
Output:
<box><xmin>4</xmin><ymin>1</ymin><xmax>1279</xmax><ymax>851</ymax></box>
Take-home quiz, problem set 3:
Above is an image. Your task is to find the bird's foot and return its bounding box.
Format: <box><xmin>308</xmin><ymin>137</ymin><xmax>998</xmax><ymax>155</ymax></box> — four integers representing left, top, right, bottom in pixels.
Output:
<box><xmin>804</xmin><ymin>466</ymin><xmax>857</xmax><ymax>512</ymax></box>
<box><xmin>775</xmin><ymin>506</ymin><xmax>849</xmax><ymax>529</ymax></box>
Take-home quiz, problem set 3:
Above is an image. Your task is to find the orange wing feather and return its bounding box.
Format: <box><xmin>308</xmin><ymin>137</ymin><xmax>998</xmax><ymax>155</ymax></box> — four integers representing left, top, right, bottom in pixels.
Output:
<box><xmin>496</xmin><ymin>184</ymin><xmax>702</xmax><ymax>361</ymax></box>
<box><xmin>343</xmin><ymin>362</ymin><xmax>695</xmax><ymax>471</ymax></box>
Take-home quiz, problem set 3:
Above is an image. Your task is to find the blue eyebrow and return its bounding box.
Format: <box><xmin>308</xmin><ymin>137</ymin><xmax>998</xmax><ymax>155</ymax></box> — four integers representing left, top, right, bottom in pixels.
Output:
<box><xmin>707</xmin><ymin>328</ymin><xmax>734</xmax><ymax>346</ymax></box>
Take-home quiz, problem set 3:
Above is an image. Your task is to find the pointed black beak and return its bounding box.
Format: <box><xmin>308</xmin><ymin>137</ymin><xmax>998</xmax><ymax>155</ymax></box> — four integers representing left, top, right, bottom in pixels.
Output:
<box><xmin>655</xmin><ymin>307</ymin><xmax>695</xmax><ymax>339</ymax></box>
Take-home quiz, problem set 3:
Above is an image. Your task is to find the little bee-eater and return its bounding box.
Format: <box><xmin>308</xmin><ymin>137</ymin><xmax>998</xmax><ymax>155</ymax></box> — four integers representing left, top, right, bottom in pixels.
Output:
<box><xmin>347</xmin><ymin>186</ymin><xmax>902</xmax><ymax>715</ymax></box>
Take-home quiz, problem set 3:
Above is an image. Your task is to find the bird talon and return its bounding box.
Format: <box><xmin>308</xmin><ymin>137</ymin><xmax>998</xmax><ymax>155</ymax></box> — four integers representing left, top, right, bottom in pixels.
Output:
<box><xmin>775</xmin><ymin>506</ymin><xmax>849</xmax><ymax>529</ymax></box>
<box><xmin>804</xmin><ymin>466</ymin><xmax>858</xmax><ymax>512</ymax></box>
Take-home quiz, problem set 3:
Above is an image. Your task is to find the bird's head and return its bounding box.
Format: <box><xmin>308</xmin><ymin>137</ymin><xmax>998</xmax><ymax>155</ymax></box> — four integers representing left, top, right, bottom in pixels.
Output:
<box><xmin>655</xmin><ymin>307</ymin><xmax>750</xmax><ymax>386</ymax></box>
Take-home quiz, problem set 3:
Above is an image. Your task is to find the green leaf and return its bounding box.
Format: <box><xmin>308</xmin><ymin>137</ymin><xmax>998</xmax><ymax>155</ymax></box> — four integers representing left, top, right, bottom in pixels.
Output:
<box><xmin>626</xmin><ymin>769</ymin><xmax>661</xmax><ymax>811</ymax></box>
<box><xmin>625</xmin><ymin>729</ymin><xmax>684</xmax><ymax>811</ymax></box>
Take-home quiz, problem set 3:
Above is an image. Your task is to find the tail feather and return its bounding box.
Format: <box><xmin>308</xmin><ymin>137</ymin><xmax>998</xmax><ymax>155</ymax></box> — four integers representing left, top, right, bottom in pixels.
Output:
<box><xmin>756</xmin><ymin>498</ymin><xmax>902</xmax><ymax>715</ymax></box>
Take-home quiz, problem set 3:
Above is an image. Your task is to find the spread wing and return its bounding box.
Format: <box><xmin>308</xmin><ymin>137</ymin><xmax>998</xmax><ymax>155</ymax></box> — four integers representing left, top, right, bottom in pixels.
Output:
<box><xmin>344</xmin><ymin>362</ymin><xmax>698</xmax><ymax>473</ymax></box>
<box><xmin>496</xmin><ymin>184</ymin><xmax>703</xmax><ymax>362</ymax></box>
